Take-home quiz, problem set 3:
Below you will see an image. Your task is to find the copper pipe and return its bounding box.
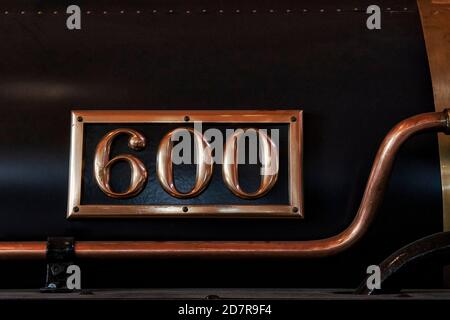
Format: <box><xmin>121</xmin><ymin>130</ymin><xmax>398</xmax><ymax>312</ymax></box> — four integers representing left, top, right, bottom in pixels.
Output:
<box><xmin>1</xmin><ymin>110</ymin><xmax>449</xmax><ymax>259</ymax></box>
<box><xmin>0</xmin><ymin>242</ymin><xmax>46</xmax><ymax>259</ymax></box>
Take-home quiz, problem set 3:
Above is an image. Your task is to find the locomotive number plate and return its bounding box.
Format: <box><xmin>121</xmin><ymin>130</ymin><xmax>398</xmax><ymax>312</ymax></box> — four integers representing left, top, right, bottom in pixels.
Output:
<box><xmin>67</xmin><ymin>110</ymin><xmax>303</xmax><ymax>218</ymax></box>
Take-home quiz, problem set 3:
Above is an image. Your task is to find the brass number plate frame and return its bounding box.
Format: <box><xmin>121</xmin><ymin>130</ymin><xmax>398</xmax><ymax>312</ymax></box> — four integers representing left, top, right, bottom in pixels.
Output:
<box><xmin>67</xmin><ymin>110</ymin><xmax>303</xmax><ymax>219</ymax></box>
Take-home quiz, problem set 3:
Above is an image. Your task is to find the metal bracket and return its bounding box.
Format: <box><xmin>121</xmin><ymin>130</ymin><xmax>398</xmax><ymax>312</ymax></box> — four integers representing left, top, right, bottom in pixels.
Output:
<box><xmin>41</xmin><ymin>237</ymin><xmax>76</xmax><ymax>293</ymax></box>
<box><xmin>355</xmin><ymin>231</ymin><xmax>450</xmax><ymax>295</ymax></box>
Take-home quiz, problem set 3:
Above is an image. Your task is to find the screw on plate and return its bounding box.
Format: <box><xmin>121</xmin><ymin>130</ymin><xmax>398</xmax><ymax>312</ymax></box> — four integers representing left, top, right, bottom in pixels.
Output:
<box><xmin>291</xmin><ymin>116</ymin><xmax>297</xmax><ymax>122</ymax></box>
<box><xmin>77</xmin><ymin>116</ymin><xmax>83</xmax><ymax>122</ymax></box>
<box><xmin>292</xmin><ymin>207</ymin><xmax>299</xmax><ymax>213</ymax></box>
<box><xmin>182</xmin><ymin>206</ymin><xmax>189</xmax><ymax>212</ymax></box>
<box><xmin>73</xmin><ymin>206</ymin><xmax>79</xmax><ymax>212</ymax></box>
<box><xmin>184</xmin><ymin>116</ymin><xmax>190</xmax><ymax>122</ymax></box>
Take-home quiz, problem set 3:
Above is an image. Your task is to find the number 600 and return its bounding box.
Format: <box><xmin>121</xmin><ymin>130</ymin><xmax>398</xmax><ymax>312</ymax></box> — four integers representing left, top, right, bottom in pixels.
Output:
<box><xmin>94</xmin><ymin>127</ymin><xmax>279</xmax><ymax>200</ymax></box>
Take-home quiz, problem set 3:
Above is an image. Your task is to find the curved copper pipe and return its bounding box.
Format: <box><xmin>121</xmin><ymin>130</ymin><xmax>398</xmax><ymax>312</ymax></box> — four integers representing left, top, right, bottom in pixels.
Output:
<box><xmin>1</xmin><ymin>110</ymin><xmax>449</xmax><ymax>259</ymax></box>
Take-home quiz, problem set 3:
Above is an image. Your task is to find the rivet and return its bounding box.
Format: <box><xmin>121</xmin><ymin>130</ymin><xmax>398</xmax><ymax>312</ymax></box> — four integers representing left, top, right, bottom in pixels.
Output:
<box><xmin>202</xmin><ymin>9</ymin><xmax>207</xmax><ymax>13</ymax></box>
<box><xmin>387</xmin><ymin>7</ymin><xmax>391</xmax><ymax>11</ymax></box>
<box><xmin>235</xmin><ymin>9</ymin><xmax>240</xmax><ymax>13</ymax></box>
<box><xmin>269</xmin><ymin>9</ymin><xmax>274</xmax><ymax>13</ymax></box>
<box><xmin>73</xmin><ymin>206</ymin><xmax>80</xmax><ymax>213</ymax></box>
<box><xmin>302</xmin><ymin>9</ymin><xmax>308</xmax><ymax>13</ymax></box>
<box><xmin>182</xmin><ymin>206</ymin><xmax>188</xmax><ymax>213</ymax></box>
<box><xmin>286</xmin><ymin>9</ymin><xmax>291</xmax><ymax>13</ymax></box>
<box><xmin>252</xmin><ymin>9</ymin><xmax>257</xmax><ymax>13</ymax></box>
<box><xmin>38</xmin><ymin>11</ymin><xmax>42</xmax><ymax>15</ymax></box>
<box><xmin>403</xmin><ymin>7</ymin><xmax>408</xmax><ymax>11</ymax></box>
<box><xmin>86</xmin><ymin>11</ymin><xmax>91</xmax><ymax>14</ymax></box>
<box><xmin>320</xmin><ymin>9</ymin><xmax>325</xmax><ymax>13</ymax></box>
<box><xmin>20</xmin><ymin>11</ymin><xmax>25</xmax><ymax>14</ymax></box>
<box><xmin>77</xmin><ymin>116</ymin><xmax>83</xmax><ymax>122</ymax></box>
<box><xmin>291</xmin><ymin>116</ymin><xmax>297</xmax><ymax>122</ymax></box>
<box><xmin>186</xmin><ymin>10</ymin><xmax>191</xmax><ymax>14</ymax></box>
<box><xmin>152</xmin><ymin>10</ymin><xmax>157</xmax><ymax>14</ymax></box>
<box><xmin>136</xmin><ymin>10</ymin><xmax>141</xmax><ymax>14</ymax></box>
<box><xmin>336</xmin><ymin>8</ymin><xmax>341</xmax><ymax>12</ymax></box>
<box><xmin>4</xmin><ymin>11</ymin><xmax>8</xmax><ymax>15</ymax></box>
<box><xmin>168</xmin><ymin>9</ymin><xmax>174</xmax><ymax>14</ymax></box>
<box><xmin>103</xmin><ymin>11</ymin><xmax>107</xmax><ymax>14</ymax></box>
<box><xmin>184</xmin><ymin>116</ymin><xmax>190</xmax><ymax>122</ymax></box>
<box><xmin>53</xmin><ymin>11</ymin><xmax>58</xmax><ymax>14</ymax></box>
<box><xmin>219</xmin><ymin>9</ymin><xmax>224</xmax><ymax>14</ymax></box>
<box><xmin>353</xmin><ymin>7</ymin><xmax>358</xmax><ymax>11</ymax></box>
<box><xmin>120</xmin><ymin>10</ymin><xmax>124</xmax><ymax>14</ymax></box>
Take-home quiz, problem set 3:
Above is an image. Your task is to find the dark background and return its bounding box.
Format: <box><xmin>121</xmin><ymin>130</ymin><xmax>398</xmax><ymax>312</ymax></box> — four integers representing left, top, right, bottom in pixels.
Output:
<box><xmin>0</xmin><ymin>0</ymin><xmax>443</xmax><ymax>289</ymax></box>
<box><xmin>82</xmin><ymin>123</ymin><xmax>290</xmax><ymax>206</ymax></box>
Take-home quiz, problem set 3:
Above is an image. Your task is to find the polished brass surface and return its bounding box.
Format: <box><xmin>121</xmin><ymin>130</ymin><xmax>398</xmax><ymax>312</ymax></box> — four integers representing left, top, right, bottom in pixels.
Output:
<box><xmin>418</xmin><ymin>0</ymin><xmax>450</xmax><ymax>231</ymax></box>
<box><xmin>3</xmin><ymin>110</ymin><xmax>448</xmax><ymax>259</ymax></box>
<box><xmin>67</xmin><ymin>110</ymin><xmax>304</xmax><ymax>218</ymax></box>
<box><xmin>223</xmin><ymin>129</ymin><xmax>279</xmax><ymax>199</ymax></box>
<box><xmin>94</xmin><ymin>128</ymin><xmax>148</xmax><ymax>198</ymax></box>
<box><xmin>157</xmin><ymin>127</ymin><xmax>214</xmax><ymax>198</ymax></box>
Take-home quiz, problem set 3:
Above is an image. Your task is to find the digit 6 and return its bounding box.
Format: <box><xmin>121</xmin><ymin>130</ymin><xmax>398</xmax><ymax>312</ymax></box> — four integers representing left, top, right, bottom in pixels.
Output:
<box><xmin>94</xmin><ymin>128</ymin><xmax>148</xmax><ymax>198</ymax></box>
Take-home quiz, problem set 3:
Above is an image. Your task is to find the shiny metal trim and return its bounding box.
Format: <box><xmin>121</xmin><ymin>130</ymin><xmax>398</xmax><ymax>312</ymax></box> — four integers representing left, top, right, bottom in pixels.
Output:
<box><xmin>418</xmin><ymin>0</ymin><xmax>450</xmax><ymax>231</ymax></box>
<box><xmin>67</xmin><ymin>110</ymin><xmax>304</xmax><ymax>218</ymax></box>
